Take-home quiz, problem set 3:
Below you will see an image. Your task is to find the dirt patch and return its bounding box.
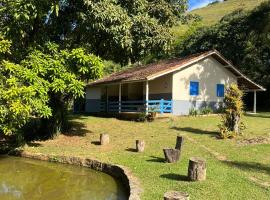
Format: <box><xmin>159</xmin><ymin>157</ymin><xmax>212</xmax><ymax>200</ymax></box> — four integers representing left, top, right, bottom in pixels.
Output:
<box><xmin>249</xmin><ymin>176</ymin><xmax>270</xmax><ymax>188</ymax></box>
<box><xmin>237</xmin><ymin>137</ymin><xmax>270</xmax><ymax>146</ymax></box>
<box><xmin>185</xmin><ymin>136</ymin><xmax>227</xmax><ymax>161</ymax></box>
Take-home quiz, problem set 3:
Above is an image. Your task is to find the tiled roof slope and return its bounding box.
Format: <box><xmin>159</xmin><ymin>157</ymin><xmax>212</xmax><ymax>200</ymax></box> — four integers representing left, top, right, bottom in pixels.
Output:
<box><xmin>89</xmin><ymin>51</ymin><xmax>213</xmax><ymax>85</ymax></box>
<box><xmin>88</xmin><ymin>50</ymin><xmax>266</xmax><ymax>91</ymax></box>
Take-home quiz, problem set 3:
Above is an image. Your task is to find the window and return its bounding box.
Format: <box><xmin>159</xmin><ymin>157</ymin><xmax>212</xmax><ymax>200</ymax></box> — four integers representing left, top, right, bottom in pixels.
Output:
<box><xmin>190</xmin><ymin>81</ymin><xmax>199</xmax><ymax>96</ymax></box>
<box><xmin>217</xmin><ymin>84</ymin><xmax>225</xmax><ymax>97</ymax></box>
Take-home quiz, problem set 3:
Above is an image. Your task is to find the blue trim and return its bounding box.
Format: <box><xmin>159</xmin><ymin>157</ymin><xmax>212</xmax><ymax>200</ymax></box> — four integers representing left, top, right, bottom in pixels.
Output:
<box><xmin>190</xmin><ymin>81</ymin><xmax>199</xmax><ymax>96</ymax></box>
<box><xmin>217</xmin><ymin>84</ymin><xmax>225</xmax><ymax>97</ymax></box>
<box><xmin>101</xmin><ymin>100</ymin><xmax>173</xmax><ymax>113</ymax></box>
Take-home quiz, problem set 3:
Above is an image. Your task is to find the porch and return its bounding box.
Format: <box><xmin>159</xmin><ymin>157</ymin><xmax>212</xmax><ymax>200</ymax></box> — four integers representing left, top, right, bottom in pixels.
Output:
<box><xmin>100</xmin><ymin>99</ymin><xmax>173</xmax><ymax>113</ymax></box>
<box><xmin>88</xmin><ymin>75</ymin><xmax>173</xmax><ymax>114</ymax></box>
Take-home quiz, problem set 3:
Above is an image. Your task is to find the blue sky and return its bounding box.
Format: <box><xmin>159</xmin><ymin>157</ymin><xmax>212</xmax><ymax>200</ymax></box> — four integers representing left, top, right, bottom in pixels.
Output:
<box><xmin>188</xmin><ymin>0</ymin><xmax>221</xmax><ymax>10</ymax></box>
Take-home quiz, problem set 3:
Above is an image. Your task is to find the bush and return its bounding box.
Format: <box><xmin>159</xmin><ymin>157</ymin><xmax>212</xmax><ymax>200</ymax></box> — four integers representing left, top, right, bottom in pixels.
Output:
<box><xmin>189</xmin><ymin>108</ymin><xmax>199</xmax><ymax>116</ymax></box>
<box><xmin>200</xmin><ymin>107</ymin><xmax>213</xmax><ymax>115</ymax></box>
<box><xmin>137</xmin><ymin>112</ymin><xmax>147</xmax><ymax>122</ymax></box>
<box><xmin>218</xmin><ymin>84</ymin><xmax>246</xmax><ymax>139</ymax></box>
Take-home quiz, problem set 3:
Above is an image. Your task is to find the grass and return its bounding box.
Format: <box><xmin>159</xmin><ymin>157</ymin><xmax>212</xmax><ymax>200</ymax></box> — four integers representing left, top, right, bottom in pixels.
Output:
<box><xmin>172</xmin><ymin>0</ymin><xmax>266</xmax><ymax>43</ymax></box>
<box><xmin>24</xmin><ymin>113</ymin><xmax>270</xmax><ymax>199</ymax></box>
<box><xmin>190</xmin><ymin>0</ymin><xmax>266</xmax><ymax>26</ymax></box>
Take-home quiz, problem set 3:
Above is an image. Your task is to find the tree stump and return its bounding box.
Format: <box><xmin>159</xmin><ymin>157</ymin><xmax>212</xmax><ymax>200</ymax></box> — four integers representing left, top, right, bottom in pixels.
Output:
<box><xmin>100</xmin><ymin>134</ymin><xmax>109</xmax><ymax>145</ymax></box>
<box><xmin>163</xmin><ymin>148</ymin><xmax>180</xmax><ymax>163</ymax></box>
<box><xmin>175</xmin><ymin>136</ymin><xmax>184</xmax><ymax>150</ymax></box>
<box><xmin>164</xmin><ymin>191</ymin><xmax>189</xmax><ymax>200</ymax></box>
<box><xmin>136</xmin><ymin>140</ymin><xmax>145</xmax><ymax>152</ymax></box>
<box><xmin>188</xmin><ymin>157</ymin><xmax>206</xmax><ymax>181</ymax></box>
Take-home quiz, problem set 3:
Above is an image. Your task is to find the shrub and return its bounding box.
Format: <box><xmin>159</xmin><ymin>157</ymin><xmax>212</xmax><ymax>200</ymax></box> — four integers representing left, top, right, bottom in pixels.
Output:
<box><xmin>189</xmin><ymin>108</ymin><xmax>199</xmax><ymax>116</ymax></box>
<box><xmin>200</xmin><ymin>107</ymin><xmax>213</xmax><ymax>115</ymax></box>
<box><xmin>218</xmin><ymin>84</ymin><xmax>246</xmax><ymax>139</ymax></box>
<box><xmin>137</xmin><ymin>112</ymin><xmax>147</xmax><ymax>122</ymax></box>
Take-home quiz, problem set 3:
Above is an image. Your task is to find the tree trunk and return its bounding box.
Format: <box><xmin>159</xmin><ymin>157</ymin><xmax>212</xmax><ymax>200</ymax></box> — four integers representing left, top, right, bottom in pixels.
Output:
<box><xmin>136</xmin><ymin>140</ymin><xmax>145</xmax><ymax>152</ymax></box>
<box><xmin>163</xmin><ymin>148</ymin><xmax>180</xmax><ymax>163</ymax></box>
<box><xmin>100</xmin><ymin>134</ymin><xmax>109</xmax><ymax>145</ymax></box>
<box><xmin>188</xmin><ymin>157</ymin><xmax>206</xmax><ymax>181</ymax></box>
<box><xmin>164</xmin><ymin>191</ymin><xmax>189</xmax><ymax>200</ymax></box>
<box><xmin>233</xmin><ymin>114</ymin><xmax>240</xmax><ymax>135</ymax></box>
<box><xmin>175</xmin><ymin>136</ymin><xmax>184</xmax><ymax>150</ymax></box>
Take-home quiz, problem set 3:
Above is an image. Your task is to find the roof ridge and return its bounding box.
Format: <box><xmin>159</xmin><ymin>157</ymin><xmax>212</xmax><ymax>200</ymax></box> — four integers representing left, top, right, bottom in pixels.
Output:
<box><xmin>90</xmin><ymin>50</ymin><xmax>215</xmax><ymax>85</ymax></box>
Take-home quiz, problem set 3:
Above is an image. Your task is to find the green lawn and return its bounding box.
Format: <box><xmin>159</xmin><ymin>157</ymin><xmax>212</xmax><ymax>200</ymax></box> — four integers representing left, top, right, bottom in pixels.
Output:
<box><xmin>24</xmin><ymin>113</ymin><xmax>270</xmax><ymax>199</ymax></box>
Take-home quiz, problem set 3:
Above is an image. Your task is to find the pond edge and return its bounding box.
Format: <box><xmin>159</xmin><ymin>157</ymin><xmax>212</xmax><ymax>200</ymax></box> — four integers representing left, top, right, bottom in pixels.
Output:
<box><xmin>10</xmin><ymin>151</ymin><xmax>142</xmax><ymax>200</ymax></box>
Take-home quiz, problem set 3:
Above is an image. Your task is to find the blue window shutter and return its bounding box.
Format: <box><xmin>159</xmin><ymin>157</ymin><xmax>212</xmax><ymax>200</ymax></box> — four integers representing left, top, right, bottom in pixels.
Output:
<box><xmin>190</xmin><ymin>81</ymin><xmax>199</xmax><ymax>96</ymax></box>
<box><xmin>217</xmin><ymin>84</ymin><xmax>225</xmax><ymax>97</ymax></box>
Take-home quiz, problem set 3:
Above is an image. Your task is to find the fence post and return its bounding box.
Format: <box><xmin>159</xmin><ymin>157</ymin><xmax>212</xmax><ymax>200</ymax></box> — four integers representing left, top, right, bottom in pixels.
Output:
<box><xmin>171</xmin><ymin>99</ymin><xmax>173</xmax><ymax>113</ymax></box>
<box><xmin>160</xmin><ymin>99</ymin><xmax>164</xmax><ymax>114</ymax></box>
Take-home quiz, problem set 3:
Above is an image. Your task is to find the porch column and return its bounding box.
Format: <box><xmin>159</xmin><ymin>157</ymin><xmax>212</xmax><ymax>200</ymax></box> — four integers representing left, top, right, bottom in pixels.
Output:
<box><xmin>253</xmin><ymin>90</ymin><xmax>257</xmax><ymax>113</ymax></box>
<box><xmin>119</xmin><ymin>83</ymin><xmax>122</xmax><ymax>113</ymax></box>
<box><xmin>106</xmin><ymin>86</ymin><xmax>108</xmax><ymax>112</ymax></box>
<box><xmin>145</xmin><ymin>80</ymin><xmax>149</xmax><ymax>114</ymax></box>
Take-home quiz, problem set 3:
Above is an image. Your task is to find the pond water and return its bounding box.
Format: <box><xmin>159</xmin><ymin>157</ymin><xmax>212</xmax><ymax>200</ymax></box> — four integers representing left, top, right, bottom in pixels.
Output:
<box><xmin>0</xmin><ymin>156</ymin><xmax>128</xmax><ymax>200</ymax></box>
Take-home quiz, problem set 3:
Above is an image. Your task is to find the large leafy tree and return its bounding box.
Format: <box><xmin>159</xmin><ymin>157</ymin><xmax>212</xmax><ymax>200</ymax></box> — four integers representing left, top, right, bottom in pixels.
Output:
<box><xmin>0</xmin><ymin>40</ymin><xmax>103</xmax><ymax>139</ymax></box>
<box><xmin>0</xmin><ymin>0</ymin><xmax>188</xmax><ymax>64</ymax></box>
<box><xmin>0</xmin><ymin>37</ymin><xmax>51</xmax><ymax>138</ymax></box>
<box><xmin>175</xmin><ymin>1</ymin><xmax>270</xmax><ymax>108</ymax></box>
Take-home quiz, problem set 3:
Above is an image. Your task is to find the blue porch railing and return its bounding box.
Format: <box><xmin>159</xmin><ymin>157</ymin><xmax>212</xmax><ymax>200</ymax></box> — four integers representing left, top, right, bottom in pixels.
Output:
<box><xmin>148</xmin><ymin>99</ymin><xmax>172</xmax><ymax>114</ymax></box>
<box><xmin>100</xmin><ymin>99</ymin><xmax>172</xmax><ymax>113</ymax></box>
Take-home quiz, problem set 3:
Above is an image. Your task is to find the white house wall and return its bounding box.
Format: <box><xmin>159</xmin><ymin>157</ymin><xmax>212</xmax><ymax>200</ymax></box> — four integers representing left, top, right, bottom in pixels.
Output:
<box><xmin>85</xmin><ymin>87</ymin><xmax>102</xmax><ymax>99</ymax></box>
<box><xmin>172</xmin><ymin>56</ymin><xmax>237</xmax><ymax>115</ymax></box>
<box><xmin>143</xmin><ymin>74</ymin><xmax>173</xmax><ymax>100</ymax></box>
<box><xmin>85</xmin><ymin>86</ymin><xmax>102</xmax><ymax>112</ymax></box>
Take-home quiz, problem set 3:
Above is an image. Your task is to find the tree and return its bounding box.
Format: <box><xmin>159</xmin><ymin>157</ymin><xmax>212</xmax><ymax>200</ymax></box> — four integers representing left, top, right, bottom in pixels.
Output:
<box><xmin>21</xmin><ymin>43</ymin><xmax>103</xmax><ymax>136</ymax></box>
<box><xmin>0</xmin><ymin>37</ymin><xmax>51</xmax><ymax>139</ymax></box>
<box><xmin>0</xmin><ymin>0</ymin><xmax>189</xmax><ymax>64</ymax></box>
<box><xmin>218</xmin><ymin>84</ymin><xmax>245</xmax><ymax>139</ymax></box>
<box><xmin>0</xmin><ymin>40</ymin><xmax>103</xmax><ymax>139</ymax></box>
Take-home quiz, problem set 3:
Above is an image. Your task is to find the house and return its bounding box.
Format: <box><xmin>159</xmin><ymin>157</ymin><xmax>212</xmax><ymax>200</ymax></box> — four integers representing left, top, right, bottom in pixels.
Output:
<box><xmin>82</xmin><ymin>50</ymin><xmax>265</xmax><ymax>115</ymax></box>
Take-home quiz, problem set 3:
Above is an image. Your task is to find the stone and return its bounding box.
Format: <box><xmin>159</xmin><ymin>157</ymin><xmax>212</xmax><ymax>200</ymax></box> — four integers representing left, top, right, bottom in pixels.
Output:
<box><xmin>136</xmin><ymin>140</ymin><xmax>145</xmax><ymax>152</ymax></box>
<box><xmin>100</xmin><ymin>134</ymin><xmax>109</xmax><ymax>145</ymax></box>
<box><xmin>164</xmin><ymin>191</ymin><xmax>190</xmax><ymax>200</ymax></box>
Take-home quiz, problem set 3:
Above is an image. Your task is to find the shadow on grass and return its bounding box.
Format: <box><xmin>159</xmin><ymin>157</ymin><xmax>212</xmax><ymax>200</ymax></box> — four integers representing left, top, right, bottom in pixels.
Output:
<box><xmin>125</xmin><ymin>148</ymin><xmax>137</xmax><ymax>152</ymax></box>
<box><xmin>63</xmin><ymin>121</ymin><xmax>92</xmax><ymax>137</ymax></box>
<box><xmin>223</xmin><ymin>160</ymin><xmax>270</xmax><ymax>175</ymax></box>
<box><xmin>91</xmin><ymin>141</ymin><xmax>100</xmax><ymax>145</ymax></box>
<box><xmin>160</xmin><ymin>173</ymin><xmax>189</xmax><ymax>181</ymax></box>
<box><xmin>171</xmin><ymin>126</ymin><xmax>219</xmax><ymax>137</ymax></box>
<box><xmin>245</xmin><ymin>113</ymin><xmax>270</xmax><ymax>119</ymax></box>
<box><xmin>146</xmin><ymin>156</ymin><xmax>165</xmax><ymax>163</ymax></box>
<box><xmin>26</xmin><ymin>142</ymin><xmax>42</xmax><ymax>147</ymax></box>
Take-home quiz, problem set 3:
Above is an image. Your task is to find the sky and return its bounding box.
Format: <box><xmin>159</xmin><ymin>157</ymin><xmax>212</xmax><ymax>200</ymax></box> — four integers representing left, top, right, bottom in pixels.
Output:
<box><xmin>188</xmin><ymin>0</ymin><xmax>222</xmax><ymax>10</ymax></box>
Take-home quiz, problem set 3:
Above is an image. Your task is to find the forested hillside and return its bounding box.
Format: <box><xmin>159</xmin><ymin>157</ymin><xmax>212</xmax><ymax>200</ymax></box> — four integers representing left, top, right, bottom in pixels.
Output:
<box><xmin>172</xmin><ymin>0</ymin><xmax>266</xmax><ymax>43</ymax></box>
<box><xmin>191</xmin><ymin>0</ymin><xmax>266</xmax><ymax>25</ymax></box>
<box><xmin>175</xmin><ymin>1</ymin><xmax>270</xmax><ymax>109</ymax></box>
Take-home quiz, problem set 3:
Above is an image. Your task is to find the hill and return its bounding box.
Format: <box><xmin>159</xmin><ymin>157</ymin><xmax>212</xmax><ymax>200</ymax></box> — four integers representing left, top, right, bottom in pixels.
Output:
<box><xmin>172</xmin><ymin>0</ymin><xmax>267</xmax><ymax>41</ymax></box>
<box><xmin>191</xmin><ymin>0</ymin><xmax>267</xmax><ymax>25</ymax></box>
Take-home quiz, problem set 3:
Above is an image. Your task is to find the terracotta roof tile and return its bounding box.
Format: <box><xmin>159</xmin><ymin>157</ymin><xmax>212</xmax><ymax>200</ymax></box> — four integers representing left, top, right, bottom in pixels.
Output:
<box><xmin>87</xmin><ymin>50</ymin><xmax>265</xmax><ymax>91</ymax></box>
<box><xmin>89</xmin><ymin>51</ymin><xmax>214</xmax><ymax>86</ymax></box>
